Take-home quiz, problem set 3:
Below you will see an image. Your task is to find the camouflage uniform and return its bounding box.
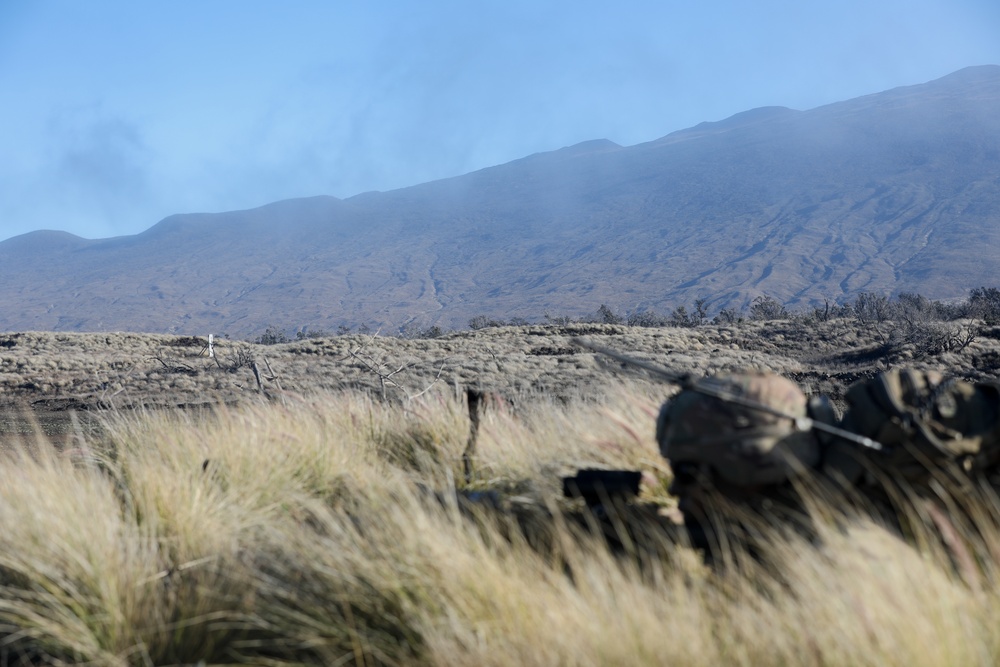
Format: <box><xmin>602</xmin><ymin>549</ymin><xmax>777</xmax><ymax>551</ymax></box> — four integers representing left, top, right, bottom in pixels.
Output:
<box><xmin>828</xmin><ymin>369</ymin><xmax>1000</xmax><ymax>573</ymax></box>
<box><xmin>658</xmin><ymin>368</ymin><xmax>1000</xmax><ymax>572</ymax></box>
<box><xmin>828</xmin><ymin>369</ymin><xmax>998</xmax><ymax>489</ymax></box>
<box><xmin>656</xmin><ymin>372</ymin><xmax>827</xmax><ymax>565</ymax></box>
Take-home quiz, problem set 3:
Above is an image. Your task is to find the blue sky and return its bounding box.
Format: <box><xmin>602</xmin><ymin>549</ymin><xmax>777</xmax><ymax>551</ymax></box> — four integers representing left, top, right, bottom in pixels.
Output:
<box><xmin>2</xmin><ymin>1</ymin><xmax>999</xmax><ymax>242</ymax></box>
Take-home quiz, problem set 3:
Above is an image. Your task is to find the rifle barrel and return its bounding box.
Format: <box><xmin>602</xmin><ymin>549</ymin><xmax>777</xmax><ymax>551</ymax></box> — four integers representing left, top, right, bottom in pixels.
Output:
<box><xmin>571</xmin><ymin>337</ymin><xmax>883</xmax><ymax>451</ymax></box>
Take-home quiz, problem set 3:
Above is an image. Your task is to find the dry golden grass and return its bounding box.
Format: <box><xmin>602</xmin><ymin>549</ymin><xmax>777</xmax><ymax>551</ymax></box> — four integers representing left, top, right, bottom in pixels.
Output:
<box><xmin>0</xmin><ymin>386</ymin><xmax>998</xmax><ymax>665</ymax></box>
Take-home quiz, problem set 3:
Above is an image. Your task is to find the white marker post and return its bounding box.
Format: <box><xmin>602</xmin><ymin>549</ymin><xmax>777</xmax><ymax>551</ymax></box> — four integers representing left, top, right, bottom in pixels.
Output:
<box><xmin>208</xmin><ymin>333</ymin><xmax>215</xmax><ymax>358</ymax></box>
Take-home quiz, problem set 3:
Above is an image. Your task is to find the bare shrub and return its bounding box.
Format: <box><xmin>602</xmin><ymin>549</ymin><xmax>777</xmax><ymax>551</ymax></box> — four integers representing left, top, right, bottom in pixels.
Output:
<box><xmin>398</xmin><ymin>323</ymin><xmax>445</xmax><ymax>339</ymax></box>
<box><xmin>596</xmin><ymin>304</ymin><xmax>624</xmax><ymax>325</ymax></box>
<box><xmin>166</xmin><ymin>336</ymin><xmax>207</xmax><ymax>348</ymax></box>
<box><xmin>295</xmin><ymin>327</ymin><xmax>329</xmax><ymax>340</ymax></box>
<box><xmin>967</xmin><ymin>287</ymin><xmax>1000</xmax><ymax>324</ymax></box>
<box><xmin>852</xmin><ymin>292</ymin><xmax>893</xmax><ymax>344</ymax></box>
<box><xmin>670</xmin><ymin>305</ymin><xmax>693</xmax><ymax>327</ymax></box>
<box><xmin>713</xmin><ymin>307</ymin><xmax>744</xmax><ymax>325</ymax></box>
<box><xmin>808</xmin><ymin>300</ymin><xmax>853</xmax><ymax>323</ymax></box>
<box><xmin>749</xmin><ymin>295</ymin><xmax>788</xmax><ymax>321</ymax></box>
<box><xmin>627</xmin><ymin>310</ymin><xmax>670</xmax><ymax>327</ymax></box>
<box><xmin>222</xmin><ymin>343</ymin><xmax>257</xmax><ymax>371</ymax></box>
<box><xmin>543</xmin><ymin>313</ymin><xmax>575</xmax><ymax>325</ymax></box>
<box><xmin>254</xmin><ymin>325</ymin><xmax>290</xmax><ymax>345</ymax></box>
<box><xmin>469</xmin><ymin>315</ymin><xmax>509</xmax><ymax>330</ymax></box>
<box><xmin>891</xmin><ymin>321</ymin><xmax>979</xmax><ymax>360</ymax></box>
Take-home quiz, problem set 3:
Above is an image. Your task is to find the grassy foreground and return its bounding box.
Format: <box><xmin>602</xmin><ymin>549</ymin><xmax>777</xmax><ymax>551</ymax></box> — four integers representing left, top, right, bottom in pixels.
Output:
<box><xmin>1</xmin><ymin>387</ymin><xmax>1000</xmax><ymax>666</ymax></box>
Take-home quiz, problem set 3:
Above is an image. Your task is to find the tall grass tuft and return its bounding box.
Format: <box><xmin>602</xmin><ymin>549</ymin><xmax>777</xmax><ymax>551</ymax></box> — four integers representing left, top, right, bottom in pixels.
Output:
<box><xmin>0</xmin><ymin>388</ymin><xmax>1000</xmax><ymax>664</ymax></box>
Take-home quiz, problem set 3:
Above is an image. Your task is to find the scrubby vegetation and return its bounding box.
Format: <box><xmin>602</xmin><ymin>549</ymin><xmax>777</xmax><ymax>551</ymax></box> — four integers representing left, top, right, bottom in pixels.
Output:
<box><xmin>2</xmin><ymin>307</ymin><xmax>998</xmax><ymax>424</ymax></box>
<box><xmin>467</xmin><ymin>286</ymin><xmax>998</xmax><ymax>333</ymax></box>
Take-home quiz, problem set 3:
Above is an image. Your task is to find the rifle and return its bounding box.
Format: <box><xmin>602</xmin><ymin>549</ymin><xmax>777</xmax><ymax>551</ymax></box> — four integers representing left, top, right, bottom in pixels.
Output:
<box><xmin>571</xmin><ymin>336</ymin><xmax>883</xmax><ymax>452</ymax></box>
<box><xmin>562</xmin><ymin>468</ymin><xmax>642</xmax><ymax>507</ymax></box>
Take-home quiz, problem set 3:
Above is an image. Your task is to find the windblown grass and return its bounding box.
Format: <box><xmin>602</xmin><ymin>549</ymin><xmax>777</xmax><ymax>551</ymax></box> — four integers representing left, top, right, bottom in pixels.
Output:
<box><xmin>0</xmin><ymin>388</ymin><xmax>999</xmax><ymax>665</ymax></box>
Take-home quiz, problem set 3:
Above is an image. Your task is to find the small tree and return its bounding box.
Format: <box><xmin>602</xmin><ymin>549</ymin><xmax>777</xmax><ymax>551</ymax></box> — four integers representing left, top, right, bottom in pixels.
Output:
<box><xmin>894</xmin><ymin>293</ymin><xmax>936</xmax><ymax>326</ymax></box>
<box><xmin>626</xmin><ymin>310</ymin><xmax>668</xmax><ymax>327</ymax></box>
<box><xmin>468</xmin><ymin>315</ymin><xmax>493</xmax><ymax>330</ymax></box>
<box><xmin>692</xmin><ymin>299</ymin><xmax>709</xmax><ymax>326</ymax></box>
<box><xmin>544</xmin><ymin>312</ymin><xmax>574</xmax><ymax>325</ymax></box>
<box><xmin>812</xmin><ymin>300</ymin><xmax>852</xmax><ymax>322</ymax></box>
<box><xmin>295</xmin><ymin>326</ymin><xmax>329</xmax><ymax>340</ymax></box>
<box><xmin>852</xmin><ymin>292</ymin><xmax>892</xmax><ymax>344</ymax></box>
<box><xmin>597</xmin><ymin>304</ymin><xmax>623</xmax><ymax>325</ymax></box>
<box><xmin>399</xmin><ymin>323</ymin><xmax>444</xmax><ymax>339</ymax></box>
<box><xmin>670</xmin><ymin>305</ymin><xmax>692</xmax><ymax>327</ymax></box>
<box><xmin>713</xmin><ymin>308</ymin><xmax>744</xmax><ymax>325</ymax></box>
<box><xmin>254</xmin><ymin>325</ymin><xmax>290</xmax><ymax>345</ymax></box>
<box><xmin>749</xmin><ymin>295</ymin><xmax>788</xmax><ymax>321</ymax></box>
<box><xmin>968</xmin><ymin>287</ymin><xmax>1000</xmax><ymax>324</ymax></box>
<box><xmin>853</xmin><ymin>292</ymin><xmax>892</xmax><ymax>325</ymax></box>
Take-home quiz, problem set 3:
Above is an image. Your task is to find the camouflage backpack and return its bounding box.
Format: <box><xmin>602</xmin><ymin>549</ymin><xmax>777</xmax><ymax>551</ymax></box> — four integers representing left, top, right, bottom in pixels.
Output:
<box><xmin>656</xmin><ymin>373</ymin><xmax>821</xmax><ymax>488</ymax></box>
<box><xmin>832</xmin><ymin>368</ymin><xmax>1000</xmax><ymax>485</ymax></box>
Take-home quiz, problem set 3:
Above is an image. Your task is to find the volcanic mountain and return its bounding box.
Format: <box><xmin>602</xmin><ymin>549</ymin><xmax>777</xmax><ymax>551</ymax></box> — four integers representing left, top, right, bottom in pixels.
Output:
<box><xmin>2</xmin><ymin>65</ymin><xmax>999</xmax><ymax>335</ymax></box>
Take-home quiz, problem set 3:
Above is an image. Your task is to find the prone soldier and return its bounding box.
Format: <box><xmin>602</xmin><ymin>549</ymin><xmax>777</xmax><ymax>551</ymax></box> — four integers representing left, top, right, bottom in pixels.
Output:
<box><xmin>655</xmin><ymin>365</ymin><xmax>1000</xmax><ymax>572</ymax></box>
<box><xmin>655</xmin><ymin>372</ymin><xmax>832</xmax><ymax>566</ymax></box>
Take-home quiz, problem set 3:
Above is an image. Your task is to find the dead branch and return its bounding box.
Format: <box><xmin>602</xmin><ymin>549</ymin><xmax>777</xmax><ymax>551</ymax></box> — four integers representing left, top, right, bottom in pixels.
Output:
<box><xmin>250</xmin><ymin>361</ymin><xmax>264</xmax><ymax>392</ymax></box>
<box><xmin>408</xmin><ymin>359</ymin><xmax>448</xmax><ymax>401</ymax></box>
<box><xmin>344</xmin><ymin>331</ymin><xmax>413</xmax><ymax>400</ymax></box>
<box><xmin>151</xmin><ymin>355</ymin><xmax>198</xmax><ymax>376</ymax></box>
<box><xmin>262</xmin><ymin>356</ymin><xmax>283</xmax><ymax>391</ymax></box>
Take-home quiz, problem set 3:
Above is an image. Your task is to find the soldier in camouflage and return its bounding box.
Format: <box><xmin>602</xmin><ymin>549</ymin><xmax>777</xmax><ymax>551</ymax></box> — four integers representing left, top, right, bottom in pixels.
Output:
<box><xmin>656</xmin><ymin>372</ymin><xmax>829</xmax><ymax>564</ymax></box>
<box><xmin>657</xmin><ymin>367</ymin><xmax>1000</xmax><ymax>570</ymax></box>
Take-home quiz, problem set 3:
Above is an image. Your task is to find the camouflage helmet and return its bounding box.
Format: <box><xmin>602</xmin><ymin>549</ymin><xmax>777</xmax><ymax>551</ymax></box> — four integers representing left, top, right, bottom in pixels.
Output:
<box><xmin>656</xmin><ymin>373</ymin><xmax>820</xmax><ymax>487</ymax></box>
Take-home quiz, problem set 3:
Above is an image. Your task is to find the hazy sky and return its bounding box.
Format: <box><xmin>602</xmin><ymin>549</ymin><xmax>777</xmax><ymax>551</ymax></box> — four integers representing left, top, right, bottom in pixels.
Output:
<box><xmin>2</xmin><ymin>1</ymin><xmax>999</xmax><ymax>242</ymax></box>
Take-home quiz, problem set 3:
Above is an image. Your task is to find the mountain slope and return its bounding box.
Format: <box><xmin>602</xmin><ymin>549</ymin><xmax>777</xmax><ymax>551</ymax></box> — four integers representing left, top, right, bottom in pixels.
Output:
<box><xmin>2</xmin><ymin>65</ymin><xmax>999</xmax><ymax>335</ymax></box>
